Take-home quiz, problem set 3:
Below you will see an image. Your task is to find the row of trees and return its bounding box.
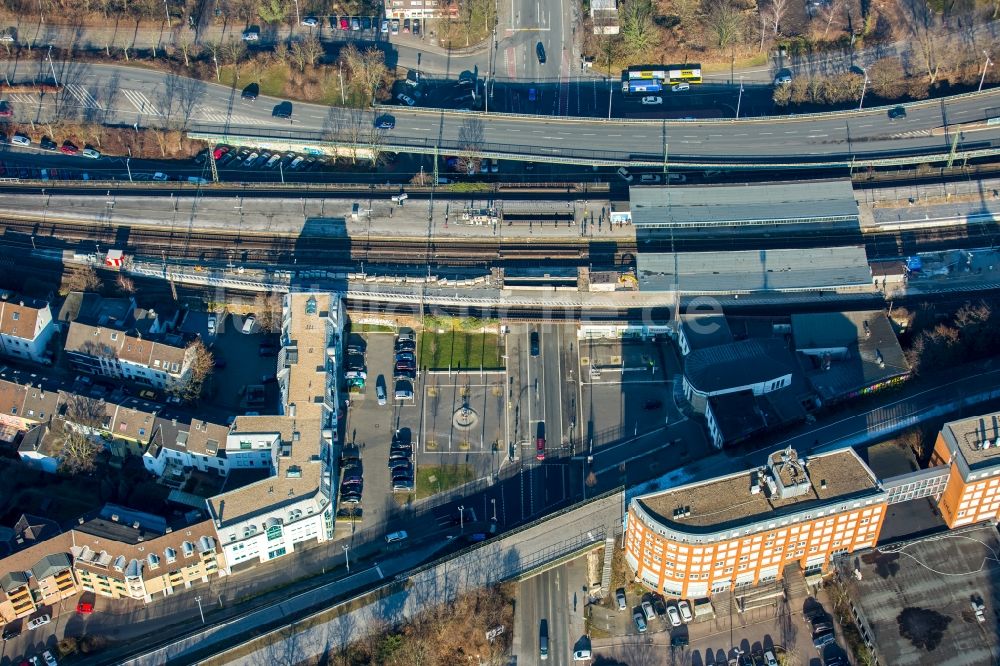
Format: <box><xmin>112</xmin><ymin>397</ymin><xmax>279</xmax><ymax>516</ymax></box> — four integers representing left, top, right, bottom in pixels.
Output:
<box><xmin>902</xmin><ymin>300</ymin><xmax>1000</xmax><ymax>374</ymax></box>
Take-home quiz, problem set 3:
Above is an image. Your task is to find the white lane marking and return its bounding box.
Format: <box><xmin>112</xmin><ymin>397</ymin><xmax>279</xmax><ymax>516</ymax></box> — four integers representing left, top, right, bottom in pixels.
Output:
<box><xmin>65</xmin><ymin>84</ymin><xmax>103</xmax><ymax>109</ymax></box>
<box><xmin>121</xmin><ymin>89</ymin><xmax>160</xmax><ymax>115</ymax></box>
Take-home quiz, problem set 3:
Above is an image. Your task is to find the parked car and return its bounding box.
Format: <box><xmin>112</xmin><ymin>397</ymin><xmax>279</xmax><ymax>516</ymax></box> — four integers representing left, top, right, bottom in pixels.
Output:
<box><xmin>242</xmin><ymin>314</ymin><xmax>256</xmax><ymax>333</ymax></box>
<box><xmin>813</xmin><ymin>631</ymin><xmax>836</xmax><ymax>650</ymax></box>
<box><xmin>41</xmin><ymin>651</ymin><xmax>57</xmax><ymax>666</ymax></box>
<box><xmin>403</xmin><ymin>18</ymin><xmax>410</xmax><ymax>32</ymax></box>
<box><xmin>678</xmin><ymin>599</ymin><xmax>693</xmax><ymax>622</ymax></box>
<box><xmin>641</xmin><ymin>600</ymin><xmax>656</xmax><ymax>621</ymax></box>
<box><xmin>763</xmin><ymin>650</ymin><xmax>779</xmax><ymax>666</ymax></box>
<box><xmin>60</xmin><ymin>141</ymin><xmax>78</xmax><ymax>155</ymax></box>
<box><xmin>397</xmin><ymin>93</ymin><xmax>416</xmax><ymax>106</ymax></box>
<box><xmin>413</xmin><ymin>18</ymin><xmax>420</xmax><ymax>34</ymax></box>
<box><xmin>2</xmin><ymin>622</ymin><xmax>21</xmax><ymax>640</ymax></box>
<box><xmin>40</xmin><ymin>136</ymin><xmax>57</xmax><ymax>150</ymax></box>
<box><xmin>265</xmin><ymin>154</ymin><xmax>281</xmax><ymax>168</ymax></box>
<box><xmin>774</xmin><ymin>69</ymin><xmax>793</xmax><ymax>85</ymax></box>
<box><xmin>289</xmin><ymin>156</ymin><xmax>304</xmax><ymax>169</ymax></box>
<box><xmin>390</xmin><ymin>18</ymin><xmax>400</xmax><ymax>34</ymax></box>
<box><xmin>385</xmin><ymin>530</ymin><xmax>408</xmax><ymax>543</ymax></box>
<box><xmin>381</xmin><ymin>19</ymin><xmax>390</xmax><ymax>33</ymax></box>
<box><xmin>640</xmin><ymin>96</ymin><xmax>662</xmax><ymax>105</ymax></box>
<box><xmin>301</xmin><ymin>16</ymin><xmax>319</xmax><ymax>26</ymax></box>
<box><xmin>652</xmin><ymin>595</ymin><xmax>667</xmax><ymax>616</ymax></box>
<box><xmin>362</xmin><ymin>17</ymin><xmax>372</xmax><ymax>30</ymax></box>
<box><xmin>633</xmin><ymin>611</ymin><xmax>647</xmax><ymax>633</ymax></box>
<box><xmin>0</xmin><ymin>100</ymin><xmax>13</xmax><ymax>117</ymax></box>
<box><xmin>616</xmin><ymin>167</ymin><xmax>633</xmax><ymax>182</ymax></box>
<box><xmin>536</xmin><ymin>42</ymin><xmax>546</xmax><ymax>63</ymax></box>
<box><xmin>671</xmin><ymin>82</ymin><xmax>690</xmax><ymax>92</ymax></box>
<box><xmin>340</xmin><ymin>17</ymin><xmax>350</xmax><ymax>29</ymax></box>
<box><xmin>351</xmin><ymin>17</ymin><xmax>360</xmax><ymax>30</ymax></box>
<box><xmin>26</xmin><ymin>615</ymin><xmax>50</xmax><ymax>630</ymax></box>
<box><xmin>615</xmin><ymin>588</ymin><xmax>627</xmax><ymax>611</ymax></box>
<box><xmin>11</xmin><ymin>133</ymin><xmax>29</xmax><ymax>146</ymax></box>
<box><xmin>666</xmin><ymin>604</ymin><xmax>682</xmax><ymax>627</ymax></box>
<box><xmin>242</xmin><ymin>27</ymin><xmax>260</xmax><ymax>41</ymax></box>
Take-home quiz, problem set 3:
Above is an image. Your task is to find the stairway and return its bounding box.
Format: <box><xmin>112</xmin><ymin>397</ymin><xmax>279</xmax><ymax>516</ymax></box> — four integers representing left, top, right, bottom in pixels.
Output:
<box><xmin>599</xmin><ymin>536</ymin><xmax>616</xmax><ymax>596</ymax></box>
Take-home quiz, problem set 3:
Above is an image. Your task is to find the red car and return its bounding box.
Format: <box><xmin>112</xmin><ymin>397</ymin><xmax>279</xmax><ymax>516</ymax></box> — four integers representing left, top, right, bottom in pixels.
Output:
<box><xmin>213</xmin><ymin>146</ymin><xmax>229</xmax><ymax>160</ymax></box>
<box><xmin>340</xmin><ymin>17</ymin><xmax>349</xmax><ymax>29</ymax></box>
<box><xmin>535</xmin><ymin>436</ymin><xmax>545</xmax><ymax>461</ymax></box>
<box><xmin>60</xmin><ymin>142</ymin><xmax>78</xmax><ymax>155</ymax></box>
<box><xmin>0</xmin><ymin>101</ymin><xmax>11</xmax><ymax>117</ymax></box>
<box><xmin>76</xmin><ymin>601</ymin><xmax>94</xmax><ymax>614</ymax></box>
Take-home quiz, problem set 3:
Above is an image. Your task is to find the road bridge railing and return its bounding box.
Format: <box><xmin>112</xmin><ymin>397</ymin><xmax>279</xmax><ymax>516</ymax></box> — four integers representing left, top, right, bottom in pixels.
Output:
<box><xmin>187</xmin><ymin>127</ymin><xmax>1000</xmax><ymax>169</ymax></box>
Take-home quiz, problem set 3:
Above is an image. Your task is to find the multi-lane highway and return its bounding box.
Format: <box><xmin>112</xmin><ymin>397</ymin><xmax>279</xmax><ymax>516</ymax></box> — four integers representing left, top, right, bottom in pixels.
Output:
<box><xmin>5</xmin><ymin>59</ymin><xmax>999</xmax><ymax>167</ymax></box>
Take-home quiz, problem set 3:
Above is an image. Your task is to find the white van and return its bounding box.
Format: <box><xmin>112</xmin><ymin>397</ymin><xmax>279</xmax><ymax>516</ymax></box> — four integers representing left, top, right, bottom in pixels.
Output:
<box><xmin>242</xmin><ymin>314</ymin><xmax>256</xmax><ymax>334</ymax></box>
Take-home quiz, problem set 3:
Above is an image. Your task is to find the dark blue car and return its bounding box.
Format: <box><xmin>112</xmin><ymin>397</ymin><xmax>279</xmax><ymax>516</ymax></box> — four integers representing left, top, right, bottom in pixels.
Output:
<box><xmin>375</xmin><ymin>115</ymin><xmax>396</xmax><ymax>130</ymax></box>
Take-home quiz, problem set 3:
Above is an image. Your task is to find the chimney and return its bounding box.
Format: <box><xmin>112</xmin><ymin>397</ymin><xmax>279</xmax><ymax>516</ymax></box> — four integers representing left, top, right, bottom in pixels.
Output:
<box><xmin>111</xmin><ymin>514</ymin><xmax>120</xmax><ymax>522</ymax></box>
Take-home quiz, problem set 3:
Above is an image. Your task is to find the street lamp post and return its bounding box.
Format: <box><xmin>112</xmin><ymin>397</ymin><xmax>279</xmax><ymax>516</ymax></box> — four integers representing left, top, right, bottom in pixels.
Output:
<box><xmin>458</xmin><ymin>505</ymin><xmax>465</xmax><ymax>532</ymax></box>
<box><xmin>342</xmin><ymin>544</ymin><xmax>350</xmax><ymax>572</ymax></box>
<box><xmin>735</xmin><ymin>75</ymin><xmax>744</xmax><ymax>119</ymax></box>
<box><xmin>46</xmin><ymin>46</ymin><xmax>57</xmax><ymax>87</ymax></box>
<box><xmin>491</xmin><ymin>498</ymin><xmax>496</xmax><ymax>522</ymax></box>
<box><xmin>194</xmin><ymin>596</ymin><xmax>205</xmax><ymax>624</ymax></box>
<box><xmin>858</xmin><ymin>68</ymin><xmax>869</xmax><ymax>110</ymax></box>
<box><xmin>980</xmin><ymin>51</ymin><xmax>993</xmax><ymax>93</ymax></box>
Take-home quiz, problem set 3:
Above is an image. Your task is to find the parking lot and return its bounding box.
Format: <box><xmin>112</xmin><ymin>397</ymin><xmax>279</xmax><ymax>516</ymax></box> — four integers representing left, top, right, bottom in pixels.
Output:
<box><xmin>204</xmin><ymin>313</ymin><xmax>281</xmax><ymax>420</ymax></box>
<box><xmin>342</xmin><ymin>329</ymin><xmax>420</xmax><ymax>524</ymax></box>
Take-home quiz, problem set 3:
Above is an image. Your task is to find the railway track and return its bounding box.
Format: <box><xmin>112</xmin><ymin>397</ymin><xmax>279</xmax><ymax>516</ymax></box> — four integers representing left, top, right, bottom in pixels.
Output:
<box><xmin>1</xmin><ymin>215</ymin><xmax>998</xmax><ymax>269</ymax></box>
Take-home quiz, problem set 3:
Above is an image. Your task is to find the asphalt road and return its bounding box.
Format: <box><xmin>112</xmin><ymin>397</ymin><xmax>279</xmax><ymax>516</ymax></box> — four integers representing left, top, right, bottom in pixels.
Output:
<box><xmin>514</xmin><ymin>559</ymin><xmax>591</xmax><ymax>666</ymax></box>
<box><xmin>4</xmin><ymin>59</ymin><xmax>998</xmax><ymax>166</ymax></box>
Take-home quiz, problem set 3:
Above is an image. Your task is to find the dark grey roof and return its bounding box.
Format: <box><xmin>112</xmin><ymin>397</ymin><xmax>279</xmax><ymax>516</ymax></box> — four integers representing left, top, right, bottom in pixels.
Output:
<box><xmin>685</xmin><ymin>338</ymin><xmax>798</xmax><ymax>394</ymax></box>
<box><xmin>0</xmin><ymin>570</ymin><xmax>29</xmax><ymax>591</ymax></box>
<box><xmin>629</xmin><ymin>180</ymin><xmax>859</xmax><ymax>228</ymax></box>
<box><xmin>637</xmin><ymin>246</ymin><xmax>873</xmax><ymax>294</ymax></box>
<box><xmin>793</xmin><ymin>311</ymin><xmax>909</xmax><ymax>401</ymax></box>
<box><xmin>30</xmin><ymin>552</ymin><xmax>72</xmax><ymax>580</ymax></box>
<box><xmin>707</xmin><ymin>391</ymin><xmax>767</xmax><ymax>443</ymax></box>
<box><xmin>680</xmin><ymin>314</ymin><xmax>733</xmax><ymax>352</ymax></box>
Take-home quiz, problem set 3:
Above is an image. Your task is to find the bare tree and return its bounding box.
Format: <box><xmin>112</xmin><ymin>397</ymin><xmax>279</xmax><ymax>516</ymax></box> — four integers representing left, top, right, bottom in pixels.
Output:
<box><xmin>254</xmin><ymin>292</ymin><xmax>283</xmax><ymax>332</ymax></box>
<box><xmin>817</xmin><ymin>0</ymin><xmax>845</xmax><ymax>39</ymax></box>
<box><xmin>62</xmin><ymin>395</ymin><xmax>107</xmax><ymax>429</ymax></box>
<box><xmin>867</xmin><ymin>57</ymin><xmax>907</xmax><ymax>99</ymax></box>
<box><xmin>765</xmin><ymin>0</ymin><xmax>789</xmax><ymax>36</ymax></box>
<box><xmin>62</xmin><ymin>265</ymin><xmax>102</xmax><ymax>294</ymax></box>
<box><xmin>339</xmin><ymin>45</ymin><xmax>389</xmax><ymax>106</ymax></box>
<box><xmin>54</xmin><ymin>425</ymin><xmax>102</xmax><ymax>475</ymax></box>
<box><xmin>707</xmin><ymin>0</ymin><xmax>747</xmax><ymax>50</ymax></box>
<box><xmin>172</xmin><ymin>339</ymin><xmax>214</xmax><ymax>401</ymax></box>
<box><xmin>900</xmin><ymin>0</ymin><xmax>941</xmax><ymax>82</ymax></box>
<box><xmin>457</xmin><ymin>117</ymin><xmax>485</xmax><ymax>175</ymax></box>
<box><xmin>204</xmin><ymin>41</ymin><xmax>222</xmax><ymax>81</ymax></box>
<box><xmin>116</xmin><ymin>273</ymin><xmax>136</xmax><ymax>295</ymax></box>
<box><xmin>223</xmin><ymin>39</ymin><xmax>248</xmax><ymax>79</ymax></box>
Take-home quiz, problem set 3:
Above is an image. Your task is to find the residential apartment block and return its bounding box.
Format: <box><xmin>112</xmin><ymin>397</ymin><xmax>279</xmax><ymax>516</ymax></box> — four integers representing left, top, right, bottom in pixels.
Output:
<box><xmin>930</xmin><ymin>412</ymin><xmax>1000</xmax><ymax>529</ymax></box>
<box><xmin>0</xmin><ymin>532</ymin><xmax>76</xmax><ymax>623</ymax></box>
<box><xmin>625</xmin><ymin>447</ymin><xmax>887</xmax><ymax>598</ymax></box>
<box><xmin>207</xmin><ymin>293</ymin><xmax>343</xmax><ymax>570</ymax></box>
<box><xmin>64</xmin><ymin>321</ymin><xmax>193</xmax><ymax>390</ymax></box>
<box><xmin>0</xmin><ymin>293</ymin><xmax>55</xmax><ymax>365</ymax></box>
<box><xmin>385</xmin><ymin>0</ymin><xmax>457</xmax><ymax>19</ymax></box>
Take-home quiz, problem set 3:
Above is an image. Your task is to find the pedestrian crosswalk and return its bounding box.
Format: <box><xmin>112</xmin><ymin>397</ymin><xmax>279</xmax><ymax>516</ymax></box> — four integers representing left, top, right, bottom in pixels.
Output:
<box><xmin>120</xmin><ymin>89</ymin><xmax>160</xmax><ymax>116</ymax></box>
<box><xmin>194</xmin><ymin>105</ymin><xmax>260</xmax><ymax>125</ymax></box>
<box><xmin>65</xmin><ymin>83</ymin><xmax>103</xmax><ymax>109</ymax></box>
<box><xmin>8</xmin><ymin>94</ymin><xmax>36</xmax><ymax>104</ymax></box>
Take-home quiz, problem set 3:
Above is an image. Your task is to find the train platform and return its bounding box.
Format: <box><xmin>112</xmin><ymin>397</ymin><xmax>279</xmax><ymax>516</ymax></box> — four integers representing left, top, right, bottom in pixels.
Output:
<box><xmin>0</xmin><ymin>193</ymin><xmax>633</xmax><ymax>241</ymax></box>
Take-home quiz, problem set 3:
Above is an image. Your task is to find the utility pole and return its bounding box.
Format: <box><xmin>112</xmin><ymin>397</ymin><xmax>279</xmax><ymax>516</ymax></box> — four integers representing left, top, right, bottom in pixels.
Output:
<box><xmin>980</xmin><ymin>51</ymin><xmax>992</xmax><ymax>93</ymax></box>
<box><xmin>735</xmin><ymin>76</ymin><xmax>744</xmax><ymax>119</ymax></box>
<box><xmin>163</xmin><ymin>0</ymin><xmax>171</xmax><ymax>26</ymax></box>
<box><xmin>858</xmin><ymin>68</ymin><xmax>869</xmax><ymax>110</ymax></box>
<box><xmin>342</xmin><ymin>544</ymin><xmax>350</xmax><ymax>572</ymax></box>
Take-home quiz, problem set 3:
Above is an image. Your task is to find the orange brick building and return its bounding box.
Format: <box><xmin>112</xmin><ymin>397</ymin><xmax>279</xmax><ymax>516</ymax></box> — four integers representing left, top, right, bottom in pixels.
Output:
<box><xmin>625</xmin><ymin>447</ymin><xmax>888</xmax><ymax>598</ymax></box>
<box><xmin>930</xmin><ymin>413</ymin><xmax>1000</xmax><ymax>529</ymax></box>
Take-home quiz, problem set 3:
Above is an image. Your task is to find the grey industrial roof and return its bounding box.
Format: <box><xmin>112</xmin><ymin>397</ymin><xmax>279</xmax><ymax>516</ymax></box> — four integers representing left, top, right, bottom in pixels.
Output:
<box><xmin>680</xmin><ymin>313</ymin><xmax>733</xmax><ymax>352</ymax></box>
<box><xmin>793</xmin><ymin>311</ymin><xmax>910</xmax><ymax>401</ymax></box>
<box><xmin>629</xmin><ymin>179</ymin><xmax>859</xmax><ymax>228</ymax></box>
<box><xmin>684</xmin><ymin>338</ymin><xmax>799</xmax><ymax>394</ymax></box>
<box><xmin>637</xmin><ymin>246</ymin><xmax>873</xmax><ymax>294</ymax></box>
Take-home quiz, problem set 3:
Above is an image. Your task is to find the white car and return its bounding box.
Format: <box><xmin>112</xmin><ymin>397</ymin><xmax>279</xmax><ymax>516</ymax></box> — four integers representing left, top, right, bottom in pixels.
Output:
<box><xmin>301</xmin><ymin>16</ymin><xmax>319</xmax><ymax>26</ymax></box>
<box><xmin>774</xmin><ymin>72</ymin><xmax>793</xmax><ymax>85</ymax></box>
<box><xmin>11</xmin><ymin>133</ymin><xmax>29</xmax><ymax>146</ymax></box>
<box><xmin>640</xmin><ymin>96</ymin><xmax>662</xmax><ymax>105</ymax></box>
<box><xmin>153</xmin><ymin>171</ymin><xmax>170</xmax><ymax>181</ymax></box>
<box><xmin>671</xmin><ymin>82</ymin><xmax>690</xmax><ymax>92</ymax></box>
<box><xmin>616</xmin><ymin>167</ymin><xmax>633</xmax><ymax>183</ymax></box>
<box><xmin>572</xmin><ymin>649</ymin><xmax>592</xmax><ymax>661</ymax></box>
<box><xmin>678</xmin><ymin>599</ymin><xmax>693</xmax><ymax>622</ymax></box>
<box><xmin>26</xmin><ymin>614</ymin><xmax>50</xmax><ymax>630</ymax></box>
<box><xmin>641</xmin><ymin>600</ymin><xmax>655</xmax><ymax>621</ymax></box>
<box><xmin>242</xmin><ymin>28</ymin><xmax>259</xmax><ymax>41</ymax></box>
<box><xmin>764</xmin><ymin>650</ymin><xmax>778</xmax><ymax>666</ymax></box>
<box><xmin>615</xmin><ymin>588</ymin><xmax>627</xmax><ymax>611</ymax></box>
<box><xmin>381</xmin><ymin>19</ymin><xmax>390</xmax><ymax>33</ymax></box>
<box><xmin>207</xmin><ymin>315</ymin><xmax>217</xmax><ymax>335</ymax></box>
<box><xmin>666</xmin><ymin>604</ymin><xmax>682</xmax><ymax>627</ymax></box>
<box><xmin>289</xmin><ymin>156</ymin><xmax>304</xmax><ymax>169</ymax></box>
<box><xmin>42</xmin><ymin>651</ymin><xmax>58</xmax><ymax>666</ymax></box>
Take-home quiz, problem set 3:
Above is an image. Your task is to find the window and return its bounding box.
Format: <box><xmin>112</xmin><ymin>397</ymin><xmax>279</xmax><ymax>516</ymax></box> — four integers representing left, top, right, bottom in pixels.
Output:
<box><xmin>11</xmin><ymin>312</ymin><xmax>18</xmax><ymax>321</ymax></box>
<box><xmin>110</xmin><ymin>332</ymin><xmax>118</xmax><ymax>340</ymax></box>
